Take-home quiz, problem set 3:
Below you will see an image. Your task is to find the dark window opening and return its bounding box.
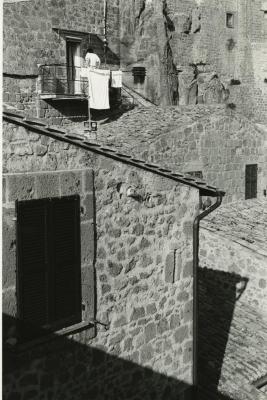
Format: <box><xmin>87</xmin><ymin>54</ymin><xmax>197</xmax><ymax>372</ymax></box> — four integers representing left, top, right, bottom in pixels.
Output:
<box><xmin>226</xmin><ymin>13</ymin><xmax>234</xmax><ymax>28</ymax></box>
<box><xmin>187</xmin><ymin>171</ymin><xmax>203</xmax><ymax>179</ymax></box>
<box><xmin>16</xmin><ymin>195</ymin><xmax>81</xmax><ymax>342</ymax></box>
<box><xmin>66</xmin><ymin>39</ymin><xmax>82</xmax><ymax>95</ymax></box>
<box><xmin>245</xmin><ymin>164</ymin><xmax>257</xmax><ymax>199</ymax></box>
<box><xmin>132</xmin><ymin>67</ymin><xmax>146</xmax><ymax>85</ymax></box>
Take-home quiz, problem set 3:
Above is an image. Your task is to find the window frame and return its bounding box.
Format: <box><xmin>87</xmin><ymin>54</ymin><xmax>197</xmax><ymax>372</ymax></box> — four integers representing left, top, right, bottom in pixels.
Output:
<box><xmin>16</xmin><ymin>195</ymin><xmax>82</xmax><ymax>343</ymax></box>
<box><xmin>226</xmin><ymin>12</ymin><xmax>234</xmax><ymax>28</ymax></box>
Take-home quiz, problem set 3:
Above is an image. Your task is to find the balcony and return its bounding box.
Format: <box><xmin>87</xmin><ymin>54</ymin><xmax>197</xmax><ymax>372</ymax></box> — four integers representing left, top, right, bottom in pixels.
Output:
<box><xmin>38</xmin><ymin>64</ymin><xmax>88</xmax><ymax>100</ymax></box>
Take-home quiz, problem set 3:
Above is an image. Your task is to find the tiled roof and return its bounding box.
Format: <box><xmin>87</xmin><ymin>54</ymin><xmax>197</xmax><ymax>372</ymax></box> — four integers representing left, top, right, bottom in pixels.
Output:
<box><xmin>3</xmin><ymin>108</ymin><xmax>225</xmax><ymax>198</ymax></box>
<box><xmin>199</xmin><ymin>289</ymin><xmax>267</xmax><ymax>400</ymax></box>
<box><xmin>66</xmin><ymin>104</ymin><xmax>231</xmax><ymax>153</ymax></box>
<box><xmin>201</xmin><ymin>200</ymin><xmax>267</xmax><ymax>256</ymax></box>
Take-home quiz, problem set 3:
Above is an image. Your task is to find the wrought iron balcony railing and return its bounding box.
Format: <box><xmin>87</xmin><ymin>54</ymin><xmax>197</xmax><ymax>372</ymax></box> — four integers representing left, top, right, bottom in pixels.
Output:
<box><xmin>39</xmin><ymin>64</ymin><xmax>88</xmax><ymax>98</ymax></box>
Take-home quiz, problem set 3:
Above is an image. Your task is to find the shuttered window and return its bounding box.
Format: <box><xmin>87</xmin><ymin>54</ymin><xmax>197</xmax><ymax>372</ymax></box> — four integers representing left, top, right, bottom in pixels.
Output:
<box><xmin>16</xmin><ymin>195</ymin><xmax>81</xmax><ymax>341</ymax></box>
<box><xmin>245</xmin><ymin>164</ymin><xmax>257</xmax><ymax>199</ymax></box>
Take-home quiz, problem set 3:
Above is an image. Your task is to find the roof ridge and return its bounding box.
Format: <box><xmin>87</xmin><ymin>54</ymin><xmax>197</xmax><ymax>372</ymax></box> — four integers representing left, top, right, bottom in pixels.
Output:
<box><xmin>3</xmin><ymin>109</ymin><xmax>225</xmax><ymax>198</ymax></box>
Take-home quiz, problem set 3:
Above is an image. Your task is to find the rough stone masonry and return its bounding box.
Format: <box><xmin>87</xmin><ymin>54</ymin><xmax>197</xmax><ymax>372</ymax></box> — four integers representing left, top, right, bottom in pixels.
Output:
<box><xmin>2</xmin><ymin>120</ymin><xmax>199</xmax><ymax>400</ymax></box>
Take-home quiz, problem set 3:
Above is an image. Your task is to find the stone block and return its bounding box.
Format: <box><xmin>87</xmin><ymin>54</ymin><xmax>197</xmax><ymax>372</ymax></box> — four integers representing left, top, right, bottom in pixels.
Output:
<box><xmin>35</xmin><ymin>173</ymin><xmax>60</xmax><ymax>198</ymax></box>
<box><xmin>101</xmin><ymin>284</ymin><xmax>111</xmax><ymax>295</ymax></box>
<box><xmin>140</xmin><ymin>344</ymin><xmax>153</xmax><ymax>363</ymax></box>
<box><xmin>157</xmin><ymin>318</ymin><xmax>169</xmax><ymax>334</ymax></box>
<box><xmin>60</xmin><ymin>171</ymin><xmax>82</xmax><ymax>196</ymax></box>
<box><xmin>130</xmin><ymin>307</ymin><xmax>145</xmax><ymax>321</ymax></box>
<box><xmin>107</xmin><ymin>260</ymin><xmax>123</xmax><ymax>277</ymax></box>
<box><xmin>259</xmin><ymin>279</ymin><xmax>266</xmax><ymax>289</ymax></box>
<box><xmin>174</xmin><ymin>325</ymin><xmax>189</xmax><ymax>344</ymax></box>
<box><xmin>81</xmin><ymin>193</ymin><xmax>94</xmax><ymax>221</ymax></box>
<box><xmin>183</xmin><ymin>300</ymin><xmax>193</xmax><ymax>323</ymax></box>
<box><xmin>165</xmin><ymin>252</ymin><xmax>175</xmax><ymax>283</ymax></box>
<box><xmin>81</xmin><ymin>222</ymin><xmax>95</xmax><ymax>265</ymax></box>
<box><xmin>132</xmin><ymin>223</ymin><xmax>144</xmax><ymax>236</ymax></box>
<box><xmin>2</xmin><ymin>208</ymin><xmax>16</xmax><ymax>288</ymax></box>
<box><xmin>170</xmin><ymin>314</ymin><xmax>180</xmax><ymax>329</ymax></box>
<box><xmin>7</xmin><ymin>174</ymin><xmax>35</xmax><ymax>202</ymax></box>
<box><xmin>35</xmin><ymin>144</ymin><xmax>47</xmax><ymax>156</ymax></box>
<box><xmin>113</xmin><ymin>315</ymin><xmax>127</xmax><ymax>328</ymax></box>
<box><xmin>144</xmin><ymin>322</ymin><xmax>157</xmax><ymax>343</ymax></box>
<box><xmin>139</xmin><ymin>237</ymin><xmax>150</xmax><ymax>250</ymax></box>
<box><xmin>183</xmin><ymin>260</ymin><xmax>193</xmax><ymax>278</ymax></box>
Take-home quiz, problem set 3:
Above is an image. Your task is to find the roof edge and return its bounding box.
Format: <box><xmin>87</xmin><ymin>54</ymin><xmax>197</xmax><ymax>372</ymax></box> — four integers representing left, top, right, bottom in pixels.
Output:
<box><xmin>3</xmin><ymin>110</ymin><xmax>225</xmax><ymax>198</ymax></box>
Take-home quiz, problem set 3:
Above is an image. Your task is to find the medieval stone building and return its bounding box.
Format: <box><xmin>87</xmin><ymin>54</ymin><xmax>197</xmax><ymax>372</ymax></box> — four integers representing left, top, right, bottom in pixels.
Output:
<box><xmin>120</xmin><ymin>0</ymin><xmax>267</xmax><ymax>123</ymax></box>
<box><xmin>3</xmin><ymin>0</ymin><xmax>121</xmax><ymax>124</ymax></box>
<box><xmin>3</xmin><ymin>0</ymin><xmax>267</xmax><ymax>123</ymax></box>
<box><xmin>2</xmin><ymin>0</ymin><xmax>267</xmax><ymax>399</ymax></box>
<box><xmin>2</xmin><ymin>110</ymin><xmax>225</xmax><ymax>400</ymax></box>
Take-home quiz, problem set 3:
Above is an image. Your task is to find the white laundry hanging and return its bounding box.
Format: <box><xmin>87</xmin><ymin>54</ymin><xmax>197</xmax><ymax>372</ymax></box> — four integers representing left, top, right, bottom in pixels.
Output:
<box><xmin>111</xmin><ymin>70</ymin><xmax>122</xmax><ymax>88</ymax></box>
<box><xmin>87</xmin><ymin>68</ymin><xmax>110</xmax><ymax>110</ymax></box>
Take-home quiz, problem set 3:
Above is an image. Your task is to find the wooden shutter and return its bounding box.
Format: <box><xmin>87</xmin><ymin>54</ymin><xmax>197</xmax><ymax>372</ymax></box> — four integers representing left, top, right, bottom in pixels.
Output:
<box><xmin>16</xmin><ymin>195</ymin><xmax>81</xmax><ymax>340</ymax></box>
<box><xmin>16</xmin><ymin>199</ymin><xmax>49</xmax><ymax>340</ymax></box>
<box><xmin>245</xmin><ymin>164</ymin><xmax>257</xmax><ymax>199</ymax></box>
<box><xmin>50</xmin><ymin>196</ymin><xmax>81</xmax><ymax>329</ymax></box>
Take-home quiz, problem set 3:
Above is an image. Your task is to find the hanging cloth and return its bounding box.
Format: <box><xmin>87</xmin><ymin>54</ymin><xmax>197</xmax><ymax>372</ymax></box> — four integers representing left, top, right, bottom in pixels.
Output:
<box><xmin>88</xmin><ymin>68</ymin><xmax>110</xmax><ymax>109</ymax></box>
<box><xmin>111</xmin><ymin>70</ymin><xmax>122</xmax><ymax>88</ymax></box>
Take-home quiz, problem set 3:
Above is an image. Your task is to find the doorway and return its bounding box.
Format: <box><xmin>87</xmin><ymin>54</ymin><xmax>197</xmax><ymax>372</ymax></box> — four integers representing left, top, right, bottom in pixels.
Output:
<box><xmin>66</xmin><ymin>39</ymin><xmax>82</xmax><ymax>95</ymax></box>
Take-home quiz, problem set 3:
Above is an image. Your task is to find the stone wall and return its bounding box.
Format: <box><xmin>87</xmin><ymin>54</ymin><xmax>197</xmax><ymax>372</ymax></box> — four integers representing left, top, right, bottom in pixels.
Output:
<box><xmin>3</xmin><ymin>0</ymin><xmax>120</xmax><ymax>75</ymax></box>
<box><xmin>119</xmin><ymin>0</ymin><xmax>267</xmax><ymax>121</ymax></box>
<box><xmin>132</xmin><ymin>111</ymin><xmax>267</xmax><ymax>203</ymax></box>
<box><xmin>2</xmin><ymin>121</ymin><xmax>198</xmax><ymax>399</ymax></box>
<box><xmin>3</xmin><ymin>0</ymin><xmax>120</xmax><ymax>119</ymax></box>
<box><xmin>199</xmin><ymin>227</ymin><xmax>267</xmax><ymax>318</ymax></box>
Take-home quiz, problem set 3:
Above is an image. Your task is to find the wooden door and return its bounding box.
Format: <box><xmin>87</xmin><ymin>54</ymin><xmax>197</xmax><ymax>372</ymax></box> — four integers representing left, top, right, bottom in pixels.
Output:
<box><xmin>66</xmin><ymin>40</ymin><xmax>81</xmax><ymax>95</ymax></box>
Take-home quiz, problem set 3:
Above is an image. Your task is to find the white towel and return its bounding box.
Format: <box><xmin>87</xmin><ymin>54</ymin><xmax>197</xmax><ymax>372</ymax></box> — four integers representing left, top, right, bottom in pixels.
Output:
<box><xmin>80</xmin><ymin>67</ymin><xmax>88</xmax><ymax>78</ymax></box>
<box><xmin>88</xmin><ymin>68</ymin><xmax>110</xmax><ymax>110</ymax></box>
<box><xmin>111</xmin><ymin>70</ymin><xmax>122</xmax><ymax>88</ymax></box>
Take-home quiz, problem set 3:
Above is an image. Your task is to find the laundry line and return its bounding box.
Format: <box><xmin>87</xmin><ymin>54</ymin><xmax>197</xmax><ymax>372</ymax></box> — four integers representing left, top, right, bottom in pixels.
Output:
<box><xmin>80</xmin><ymin>67</ymin><xmax>122</xmax><ymax>111</ymax></box>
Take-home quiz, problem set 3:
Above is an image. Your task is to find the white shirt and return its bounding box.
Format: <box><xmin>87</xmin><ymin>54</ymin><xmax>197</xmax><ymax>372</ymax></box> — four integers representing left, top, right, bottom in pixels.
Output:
<box><xmin>85</xmin><ymin>53</ymin><xmax>101</xmax><ymax>68</ymax></box>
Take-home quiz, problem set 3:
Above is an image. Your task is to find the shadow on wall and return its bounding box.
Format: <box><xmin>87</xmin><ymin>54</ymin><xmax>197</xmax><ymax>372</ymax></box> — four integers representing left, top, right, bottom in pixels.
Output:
<box><xmin>3</xmin><ymin>309</ymin><xmax>238</xmax><ymax>400</ymax></box>
<box><xmin>198</xmin><ymin>268</ymin><xmax>248</xmax><ymax>400</ymax></box>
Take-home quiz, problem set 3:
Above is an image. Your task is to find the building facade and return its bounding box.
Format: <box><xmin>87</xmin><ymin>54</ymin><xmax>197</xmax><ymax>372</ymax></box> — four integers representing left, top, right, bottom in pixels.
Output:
<box><xmin>3</xmin><ymin>0</ymin><xmax>267</xmax><ymax>123</ymax></box>
<box><xmin>2</xmin><ymin>111</ymin><xmax>224</xmax><ymax>400</ymax></box>
<box><xmin>94</xmin><ymin>106</ymin><xmax>267</xmax><ymax>204</ymax></box>
<box><xmin>119</xmin><ymin>0</ymin><xmax>267</xmax><ymax>123</ymax></box>
<box><xmin>3</xmin><ymin>0</ymin><xmax>120</xmax><ymax>124</ymax></box>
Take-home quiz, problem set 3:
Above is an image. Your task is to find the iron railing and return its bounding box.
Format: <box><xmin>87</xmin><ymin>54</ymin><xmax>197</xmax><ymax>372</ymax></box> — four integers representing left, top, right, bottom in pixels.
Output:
<box><xmin>39</xmin><ymin>64</ymin><xmax>88</xmax><ymax>97</ymax></box>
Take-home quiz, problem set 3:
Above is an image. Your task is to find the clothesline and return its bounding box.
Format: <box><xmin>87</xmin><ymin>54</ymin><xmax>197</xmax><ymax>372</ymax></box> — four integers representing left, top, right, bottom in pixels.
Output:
<box><xmin>80</xmin><ymin>67</ymin><xmax>123</xmax><ymax>110</ymax></box>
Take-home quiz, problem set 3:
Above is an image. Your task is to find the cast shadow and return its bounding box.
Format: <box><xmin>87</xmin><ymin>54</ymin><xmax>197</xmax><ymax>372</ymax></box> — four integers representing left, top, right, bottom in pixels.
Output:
<box><xmin>198</xmin><ymin>267</ymin><xmax>248</xmax><ymax>399</ymax></box>
<box><xmin>2</xmin><ymin>268</ymin><xmax>246</xmax><ymax>400</ymax></box>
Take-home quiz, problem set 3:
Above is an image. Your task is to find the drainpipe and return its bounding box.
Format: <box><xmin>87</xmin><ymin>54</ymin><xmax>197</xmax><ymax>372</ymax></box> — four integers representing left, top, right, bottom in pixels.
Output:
<box><xmin>192</xmin><ymin>191</ymin><xmax>225</xmax><ymax>399</ymax></box>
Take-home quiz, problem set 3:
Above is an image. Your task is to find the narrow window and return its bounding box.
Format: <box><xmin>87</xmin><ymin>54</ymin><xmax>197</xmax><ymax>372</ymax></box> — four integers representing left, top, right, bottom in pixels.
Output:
<box><xmin>245</xmin><ymin>164</ymin><xmax>257</xmax><ymax>199</ymax></box>
<box><xmin>226</xmin><ymin>13</ymin><xmax>234</xmax><ymax>28</ymax></box>
<box><xmin>187</xmin><ymin>171</ymin><xmax>203</xmax><ymax>179</ymax></box>
<box><xmin>16</xmin><ymin>195</ymin><xmax>81</xmax><ymax>342</ymax></box>
<box><xmin>132</xmin><ymin>67</ymin><xmax>146</xmax><ymax>85</ymax></box>
<box><xmin>66</xmin><ymin>39</ymin><xmax>82</xmax><ymax>94</ymax></box>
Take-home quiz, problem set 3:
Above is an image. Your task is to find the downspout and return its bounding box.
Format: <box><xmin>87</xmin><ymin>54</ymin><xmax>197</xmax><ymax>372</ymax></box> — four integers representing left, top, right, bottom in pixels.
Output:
<box><xmin>192</xmin><ymin>191</ymin><xmax>225</xmax><ymax>399</ymax></box>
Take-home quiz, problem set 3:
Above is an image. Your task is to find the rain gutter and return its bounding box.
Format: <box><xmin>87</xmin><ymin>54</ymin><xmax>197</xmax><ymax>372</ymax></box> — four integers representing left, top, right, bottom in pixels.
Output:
<box><xmin>192</xmin><ymin>191</ymin><xmax>225</xmax><ymax>399</ymax></box>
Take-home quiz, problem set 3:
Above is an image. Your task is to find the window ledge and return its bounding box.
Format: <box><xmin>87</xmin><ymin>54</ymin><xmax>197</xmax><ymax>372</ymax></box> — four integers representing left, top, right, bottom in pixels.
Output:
<box><xmin>5</xmin><ymin>321</ymin><xmax>94</xmax><ymax>353</ymax></box>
